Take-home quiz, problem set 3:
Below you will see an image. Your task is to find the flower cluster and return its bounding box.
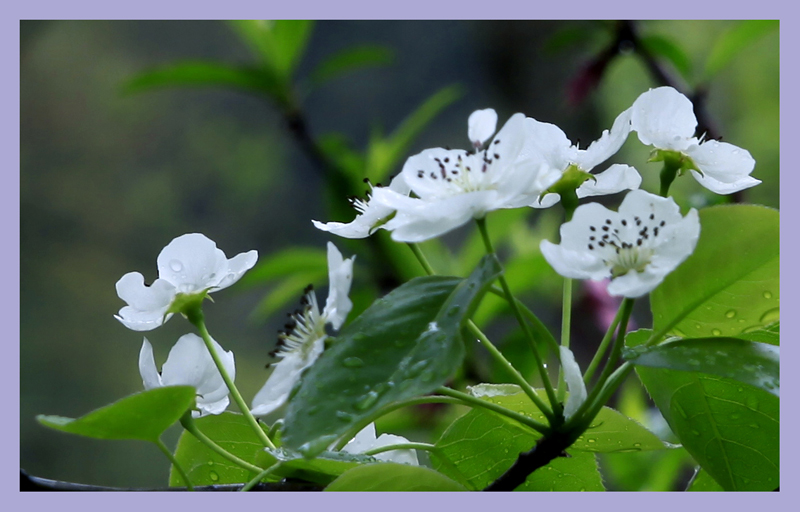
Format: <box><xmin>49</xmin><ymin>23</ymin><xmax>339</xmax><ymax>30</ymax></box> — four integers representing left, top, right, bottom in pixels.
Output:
<box><xmin>314</xmin><ymin>86</ymin><xmax>757</xmax><ymax>296</ymax></box>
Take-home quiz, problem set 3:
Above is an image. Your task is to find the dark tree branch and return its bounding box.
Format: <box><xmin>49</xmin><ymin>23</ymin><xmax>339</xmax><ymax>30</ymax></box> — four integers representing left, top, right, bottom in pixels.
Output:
<box><xmin>20</xmin><ymin>470</ymin><xmax>322</xmax><ymax>492</ymax></box>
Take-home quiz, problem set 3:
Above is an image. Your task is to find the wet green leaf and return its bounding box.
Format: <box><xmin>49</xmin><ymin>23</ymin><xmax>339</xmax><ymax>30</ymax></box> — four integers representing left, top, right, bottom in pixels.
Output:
<box><xmin>169</xmin><ymin>412</ymin><xmax>275</xmax><ymax>486</ymax></box>
<box><xmin>465</xmin><ymin>384</ymin><xmax>666</xmax><ymax>453</ymax></box>
<box><xmin>282</xmin><ymin>255</ymin><xmax>501</xmax><ymax>456</ymax></box>
<box><xmin>434</xmin><ymin>401</ymin><xmax>604</xmax><ymax>491</ymax></box>
<box><xmin>635</xmin><ymin>367</ymin><xmax>779</xmax><ymax>490</ymax></box>
<box><xmin>311</xmin><ymin>45</ymin><xmax>394</xmax><ymax>86</ymax></box>
<box><xmin>261</xmin><ymin>448</ymin><xmax>377</xmax><ymax>485</ymax></box>
<box><xmin>650</xmin><ymin>205</ymin><xmax>779</xmax><ymax>341</ymax></box>
<box><xmin>625</xmin><ymin>338</ymin><xmax>779</xmax><ymax>397</ymax></box>
<box><xmin>38</xmin><ymin>387</ymin><xmax>195</xmax><ymax>443</ymax></box>
<box><xmin>325</xmin><ymin>463</ymin><xmax>467</xmax><ymax>491</ymax></box>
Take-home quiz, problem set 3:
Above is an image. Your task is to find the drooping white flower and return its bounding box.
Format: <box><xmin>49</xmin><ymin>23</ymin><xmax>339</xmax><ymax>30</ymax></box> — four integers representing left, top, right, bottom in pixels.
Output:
<box><xmin>370</xmin><ymin>110</ymin><xmax>563</xmax><ymax>242</ymax></box>
<box><xmin>540</xmin><ymin>190</ymin><xmax>700</xmax><ymax>298</ymax></box>
<box><xmin>311</xmin><ymin>175</ymin><xmax>411</xmax><ymax>239</ymax></box>
<box><xmin>250</xmin><ymin>242</ymin><xmax>354</xmax><ymax>417</ymax></box>
<box><xmin>530</xmin><ymin>107</ymin><xmax>641</xmax><ymax>208</ymax></box>
<box><xmin>341</xmin><ymin>423</ymin><xmax>419</xmax><ymax>465</ymax></box>
<box><xmin>559</xmin><ymin>346</ymin><xmax>587</xmax><ymax>420</ymax></box>
<box><xmin>139</xmin><ymin>333</ymin><xmax>235</xmax><ymax>417</ymax></box>
<box><xmin>629</xmin><ymin>86</ymin><xmax>759</xmax><ymax>194</ymax></box>
<box><xmin>115</xmin><ymin>234</ymin><xmax>257</xmax><ymax>331</ymax></box>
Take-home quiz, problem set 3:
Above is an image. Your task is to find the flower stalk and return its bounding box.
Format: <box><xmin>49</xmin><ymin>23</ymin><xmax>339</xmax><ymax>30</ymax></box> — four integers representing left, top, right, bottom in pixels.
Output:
<box><xmin>185</xmin><ymin>306</ymin><xmax>276</xmax><ymax>449</ymax></box>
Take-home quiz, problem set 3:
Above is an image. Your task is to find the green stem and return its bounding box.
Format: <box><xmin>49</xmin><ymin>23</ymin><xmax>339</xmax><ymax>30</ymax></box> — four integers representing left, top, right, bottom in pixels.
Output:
<box><xmin>239</xmin><ymin>462</ymin><xmax>282</xmax><ymax>492</ymax></box>
<box><xmin>570</xmin><ymin>298</ymin><xmax>634</xmax><ymax>423</ymax></box>
<box><xmin>475</xmin><ymin>217</ymin><xmax>560</xmax><ymax>417</ymax></box>
<box><xmin>180</xmin><ymin>414</ymin><xmax>266</xmax><ymax>474</ymax></box>
<box><xmin>466</xmin><ymin>320</ymin><xmax>554</xmax><ymax>421</ymax></box>
<box><xmin>569</xmin><ymin>363</ymin><xmax>635</xmax><ymax>432</ymax></box>
<box><xmin>582</xmin><ymin>302</ymin><xmax>626</xmax><ymax>384</ymax></box>
<box><xmin>406</xmin><ymin>243</ymin><xmax>436</xmax><ymax>276</ymax></box>
<box><xmin>156</xmin><ymin>437</ymin><xmax>194</xmax><ymax>491</ymax></box>
<box><xmin>556</xmin><ymin>278</ymin><xmax>573</xmax><ymax>401</ymax></box>
<box><xmin>186</xmin><ymin>307</ymin><xmax>276</xmax><ymax>449</ymax></box>
<box><xmin>659</xmin><ymin>158</ymin><xmax>681</xmax><ymax>197</ymax></box>
<box><xmin>486</xmin><ymin>286</ymin><xmax>561</xmax><ymax>356</ymax></box>
<box><xmin>436</xmin><ymin>386</ymin><xmax>549</xmax><ymax>435</ymax></box>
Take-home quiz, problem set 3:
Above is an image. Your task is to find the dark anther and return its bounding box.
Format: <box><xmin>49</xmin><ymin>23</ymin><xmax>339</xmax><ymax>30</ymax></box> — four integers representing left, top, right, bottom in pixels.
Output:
<box><xmin>588</xmin><ymin>244</ymin><xmax>594</xmax><ymax>250</ymax></box>
<box><xmin>602</xmin><ymin>226</ymin><xmax>609</xmax><ymax>231</ymax></box>
<box><xmin>590</xmin><ymin>226</ymin><xmax>596</xmax><ymax>231</ymax></box>
<box><xmin>649</xmin><ymin>213</ymin><xmax>655</xmax><ymax>220</ymax></box>
<box><xmin>494</xmin><ymin>153</ymin><xmax>500</xmax><ymax>159</ymax></box>
<box><xmin>494</xmin><ymin>139</ymin><xmax>500</xmax><ymax>145</ymax></box>
<box><xmin>444</xmin><ymin>157</ymin><xmax>450</xmax><ymax>163</ymax></box>
<box><xmin>363</xmin><ymin>178</ymin><xmax>371</xmax><ymax>184</ymax></box>
<box><xmin>660</xmin><ymin>220</ymin><xmax>666</xmax><ymax>227</ymax></box>
<box><xmin>621</xmin><ymin>220</ymin><xmax>627</xmax><ymax>226</ymax></box>
<box><xmin>605</xmin><ymin>219</ymin><xmax>612</xmax><ymax>224</ymax></box>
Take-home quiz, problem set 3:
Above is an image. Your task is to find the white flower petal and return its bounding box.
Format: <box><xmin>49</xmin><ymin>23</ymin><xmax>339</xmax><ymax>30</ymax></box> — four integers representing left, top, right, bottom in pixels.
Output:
<box><xmin>689</xmin><ymin>171</ymin><xmax>761</xmax><ymax>195</ymax></box>
<box><xmin>575</xmin><ymin>107</ymin><xmax>632</xmax><ymax>171</ymax></box>
<box><xmin>214</xmin><ymin>250</ymin><xmax>258</xmax><ymax>291</ymax></box>
<box><xmin>576</xmin><ymin>164</ymin><xmax>642</xmax><ymax>198</ymax></box>
<box><xmin>684</xmin><ymin>140</ymin><xmax>759</xmax><ymax>194</ymax></box>
<box><xmin>606</xmin><ymin>267</ymin><xmax>666</xmax><ymax>298</ymax></box>
<box><xmin>342</xmin><ymin>423</ymin><xmax>419</xmax><ymax>465</ymax></box>
<box><xmin>140</xmin><ymin>333</ymin><xmax>234</xmax><ymax>417</ymax></box>
<box><xmin>251</xmin><ymin>337</ymin><xmax>325</xmax><ymax>417</ymax></box>
<box><xmin>139</xmin><ymin>338</ymin><xmax>163</xmax><ymax>390</ymax></box>
<box><xmin>382</xmin><ymin>191</ymin><xmax>497</xmax><ymax>242</ymax></box>
<box><xmin>559</xmin><ymin>346</ymin><xmax>587</xmax><ymax>420</ymax></box>
<box><xmin>115</xmin><ymin>273</ymin><xmax>175</xmax><ymax>331</ymax></box>
<box><xmin>542</xmin><ymin>190</ymin><xmax>699</xmax><ymax>298</ymax></box>
<box><xmin>157</xmin><ymin>234</ymin><xmax>228</xmax><ymax>294</ymax></box>
<box><xmin>468</xmin><ymin>108</ymin><xmax>498</xmax><ymax>146</ymax></box>
<box><xmin>540</xmin><ymin>240</ymin><xmax>608</xmax><ymax>280</ymax></box>
<box><xmin>522</xmin><ymin>118</ymin><xmax>573</xmax><ymax>173</ymax></box>
<box><xmin>630</xmin><ymin>87</ymin><xmax>697</xmax><ymax>151</ymax></box>
<box><xmin>322</xmin><ymin>242</ymin><xmax>355</xmax><ymax>330</ymax></box>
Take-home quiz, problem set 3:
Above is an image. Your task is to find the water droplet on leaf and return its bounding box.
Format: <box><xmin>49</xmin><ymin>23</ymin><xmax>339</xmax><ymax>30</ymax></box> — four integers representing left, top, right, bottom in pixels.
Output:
<box><xmin>355</xmin><ymin>391</ymin><xmax>379</xmax><ymax>411</ymax></box>
<box><xmin>209</xmin><ymin>471</ymin><xmax>219</xmax><ymax>482</ymax></box>
<box><xmin>760</xmin><ymin>308</ymin><xmax>779</xmax><ymax>324</ymax></box>
<box><xmin>763</xmin><ymin>291</ymin><xmax>773</xmax><ymax>299</ymax></box>
<box><xmin>725</xmin><ymin>310</ymin><xmax>737</xmax><ymax>319</ymax></box>
<box><xmin>711</xmin><ymin>329</ymin><xmax>722</xmax><ymax>336</ymax></box>
<box><xmin>342</xmin><ymin>357</ymin><xmax>364</xmax><ymax>368</ymax></box>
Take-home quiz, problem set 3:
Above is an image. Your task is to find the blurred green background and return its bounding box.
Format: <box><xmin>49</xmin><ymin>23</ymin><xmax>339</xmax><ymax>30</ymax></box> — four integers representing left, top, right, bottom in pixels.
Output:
<box><xmin>20</xmin><ymin>20</ymin><xmax>778</xmax><ymax>489</ymax></box>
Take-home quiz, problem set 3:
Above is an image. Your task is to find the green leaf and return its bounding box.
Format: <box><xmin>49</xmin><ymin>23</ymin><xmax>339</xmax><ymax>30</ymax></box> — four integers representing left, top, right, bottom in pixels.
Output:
<box><xmin>366</xmin><ymin>84</ymin><xmax>463</xmax><ymax>182</ymax></box>
<box><xmin>228</xmin><ymin>20</ymin><xmax>314</xmax><ymax>79</ymax></box>
<box><xmin>686</xmin><ymin>468</ymin><xmax>725</xmax><ymax>491</ymax></box>
<box><xmin>465</xmin><ymin>384</ymin><xmax>667</xmax><ymax>453</ymax></box>
<box><xmin>169</xmin><ymin>412</ymin><xmax>275</xmax><ymax>486</ymax></box>
<box><xmin>282</xmin><ymin>255</ymin><xmax>502</xmax><ymax>456</ymax></box>
<box><xmin>311</xmin><ymin>45</ymin><xmax>394</xmax><ymax>86</ymax></box>
<box><xmin>38</xmin><ymin>387</ymin><xmax>196</xmax><ymax>443</ymax></box>
<box><xmin>122</xmin><ymin>62</ymin><xmax>280</xmax><ymax>98</ymax></box>
<box><xmin>650</xmin><ymin>205</ymin><xmax>779</xmax><ymax>341</ymax></box>
<box><xmin>703</xmin><ymin>20</ymin><xmax>779</xmax><ymax>80</ymax></box>
<box><xmin>640</xmin><ymin>34</ymin><xmax>692</xmax><ymax>80</ymax></box>
<box><xmin>625</xmin><ymin>338</ymin><xmax>779</xmax><ymax>397</ymax></box>
<box><xmin>635</xmin><ymin>367</ymin><xmax>779</xmax><ymax>490</ymax></box>
<box><xmin>240</xmin><ymin>247</ymin><xmax>328</xmax><ymax>287</ymax></box>
<box><xmin>736</xmin><ymin>322</ymin><xmax>779</xmax><ymax>346</ymax></box>
<box><xmin>262</xmin><ymin>448</ymin><xmax>377</xmax><ymax>485</ymax></box>
<box><xmin>325</xmin><ymin>463</ymin><xmax>467</xmax><ymax>491</ymax></box>
<box><xmin>434</xmin><ymin>402</ymin><xmax>604</xmax><ymax>491</ymax></box>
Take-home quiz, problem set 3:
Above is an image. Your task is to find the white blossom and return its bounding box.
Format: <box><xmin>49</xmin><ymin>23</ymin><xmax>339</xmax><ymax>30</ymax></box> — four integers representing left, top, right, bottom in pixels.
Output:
<box><xmin>629</xmin><ymin>86</ymin><xmax>759</xmax><ymax>194</ymax></box>
<box><xmin>371</xmin><ymin>110</ymin><xmax>562</xmax><ymax>242</ymax></box>
<box><xmin>530</xmin><ymin>108</ymin><xmax>640</xmax><ymax>208</ymax></box>
<box><xmin>139</xmin><ymin>333</ymin><xmax>235</xmax><ymax>417</ymax></box>
<box><xmin>115</xmin><ymin>234</ymin><xmax>257</xmax><ymax>331</ymax></box>
<box><xmin>250</xmin><ymin>242</ymin><xmax>354</xmax><ymax>417</ymax></box>
<box><xmin>540</xmin><ymin>190</ymin><xmax>700</xmax><ymax>298</ymax></box>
